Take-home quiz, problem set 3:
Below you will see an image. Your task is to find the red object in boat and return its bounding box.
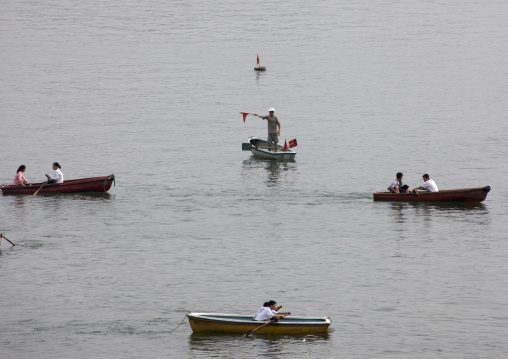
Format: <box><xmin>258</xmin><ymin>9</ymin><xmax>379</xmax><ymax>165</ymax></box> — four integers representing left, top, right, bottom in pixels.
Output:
<box><xmin>373</xmin><ymin>186</ymin><xmax>490</xmax><ymax>203</ymax></box>
<box><xmin>1</xmin><ymin>174</ymin><xmax>115</xmax><ymax>195</ymax></box>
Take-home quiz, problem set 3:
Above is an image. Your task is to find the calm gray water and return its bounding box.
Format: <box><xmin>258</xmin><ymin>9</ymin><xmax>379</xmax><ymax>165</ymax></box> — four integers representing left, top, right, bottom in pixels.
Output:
<box><xmin>1</xmin><ymin>0</ymin><xmax>508</xmax><ymax>358</ymax></box>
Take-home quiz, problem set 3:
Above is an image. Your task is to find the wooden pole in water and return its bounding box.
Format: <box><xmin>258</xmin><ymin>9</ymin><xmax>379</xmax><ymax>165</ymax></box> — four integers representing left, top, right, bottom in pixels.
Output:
<box><xmin>1</xmin><ymin>233</ymin><xmax>16</xmax><ymax>246</ymax></box>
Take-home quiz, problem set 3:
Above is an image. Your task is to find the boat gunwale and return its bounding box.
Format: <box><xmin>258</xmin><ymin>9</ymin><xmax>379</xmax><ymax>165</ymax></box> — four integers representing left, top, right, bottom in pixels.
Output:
<box><xmin>373</xmin><ymin>186</ymin><xmax>490</xmax><ymax>195</ymax></box>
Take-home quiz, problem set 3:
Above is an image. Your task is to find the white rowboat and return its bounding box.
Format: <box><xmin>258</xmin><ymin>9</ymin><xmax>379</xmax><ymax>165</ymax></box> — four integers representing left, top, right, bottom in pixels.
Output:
<box><xmin>242</xmin><ymin>137</ymin><xmax>296</xmax><ymax>160</ymax></box>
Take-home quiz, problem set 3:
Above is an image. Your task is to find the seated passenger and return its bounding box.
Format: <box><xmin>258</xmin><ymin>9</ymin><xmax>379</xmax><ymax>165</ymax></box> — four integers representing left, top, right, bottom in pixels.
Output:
<box><xmin>413</xmin><ymin>174</ymin><xmax>439</xmax><ymax>192</ymax></box>
<box><xmin>13</xmin><ymin>165</ymin><xmax>30</xmax><ymax>186</ymax></box>
<box><xmin>45</xmin><ymin>162</ymin><xmax>64</xmax><ymax>184</ymax></box>
<box><xmin>389</xmin><ymin>172</ymin><xmax>410</xmax><ymax>193</ymax></box>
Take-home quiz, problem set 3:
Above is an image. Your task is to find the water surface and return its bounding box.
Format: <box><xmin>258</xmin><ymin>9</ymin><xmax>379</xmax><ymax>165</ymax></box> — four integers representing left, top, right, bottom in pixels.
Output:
<box><xmin>1</xmin><ymin>1</ymin><xmax>507</xmax><ymax>358</ymax></box>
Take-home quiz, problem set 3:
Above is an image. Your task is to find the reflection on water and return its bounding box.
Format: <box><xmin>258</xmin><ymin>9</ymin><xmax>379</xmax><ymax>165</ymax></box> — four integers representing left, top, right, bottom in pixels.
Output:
<box><xmin>265</xmin><ymin>161</ymin><xmax>285</xmax><ymax>187</ymax></box>
<box><xmin>389</xmin><ymin>202</ymin><xmax>489</xmax><ymax>225</ymax></box>
<box><xmin>380</xmin><ymin>201</ymin><xmax>493</xmax><ymax>259</ymax></box>
<box><xmin>38</xmin><ymin>192</ymin><xmax>113</xmax><ymax>200</ymax></box>
<box><xmin>242</xmin><ymin>158</ymin><xmax>297</xmax><ymax>187</ymax></box>
<box><xmin>9</xmin><ymin>192</ymin><xmax>112</xmax><ymax>208</ymax></box>
<box><xmin>13</xmin><ymin>195</ymin><xmax>27</xmax><ymax>209</ymax></box>
<box><xmin>189</xmin><ymin>332</ymin><xmax>330</xmax><ymax>358</ymax></box>
<box><xmin>255</xmin><ymin>70</ymin><xmax>265</xmax><ymax>83</ymax></box>
<box><xmin>40</xmin><ymin>193</ymin><xmax>113</xmax><ymax>208</ymax></box>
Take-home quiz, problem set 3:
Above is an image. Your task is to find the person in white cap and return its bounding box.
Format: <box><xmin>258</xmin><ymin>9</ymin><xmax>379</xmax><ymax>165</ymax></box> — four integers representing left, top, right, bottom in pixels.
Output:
<box><xmin>254</xmin><ymin>108</ymin><xmax>281</xmax><ymax>151</ymax></box>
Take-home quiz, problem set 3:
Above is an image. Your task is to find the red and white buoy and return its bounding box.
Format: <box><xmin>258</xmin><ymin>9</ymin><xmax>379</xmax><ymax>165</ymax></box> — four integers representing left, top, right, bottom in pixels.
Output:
<box><xmin>254</xmin><ymin>54</ymin><xmax>266</xmax><ymax>71</ymax></box>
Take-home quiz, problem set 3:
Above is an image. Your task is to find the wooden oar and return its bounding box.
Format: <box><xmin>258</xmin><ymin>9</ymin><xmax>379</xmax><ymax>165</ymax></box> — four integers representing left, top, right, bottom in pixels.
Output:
<box><xmin>256</xmin><ymin>145</ymin><xmax>283</xmax><ymax>150</ymax></box>
<box><xmin>245</xmin><ymin>318</ymin><xmax>277</xmax><ymax>337</ymax></box>
<box><xmin>0</xmin><ymin>233</ymin><xmax>16</xmax><ymax>246</ymax></box>
<box><xmin>33</xmin><ymin>181</ymin><xmax>48</xmax><ymax>196</ymax></box>
<box><xmin>242</xmin><ymin>143</ymin><xmax>284</xmax><ymax>151</ymax></box>
<box><xmin>242</xmin><ymin>144</ymin><xmax>280</xmax><ymax>150</ymax></box>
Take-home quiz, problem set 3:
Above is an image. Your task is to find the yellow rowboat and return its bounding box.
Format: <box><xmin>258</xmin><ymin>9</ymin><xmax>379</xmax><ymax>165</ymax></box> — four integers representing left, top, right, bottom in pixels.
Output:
<box><xmin>187</xmin><ymin>313</ymin><xmax>331</xmax><ymax>335</ymax></box>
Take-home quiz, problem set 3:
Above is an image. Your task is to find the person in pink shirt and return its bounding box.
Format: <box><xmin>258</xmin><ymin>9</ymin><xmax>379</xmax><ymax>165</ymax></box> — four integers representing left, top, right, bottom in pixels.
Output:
<box><xmin>13</xmin><ymin>165</ymin><xmax>30</xmax><ymax>186</ymax></box>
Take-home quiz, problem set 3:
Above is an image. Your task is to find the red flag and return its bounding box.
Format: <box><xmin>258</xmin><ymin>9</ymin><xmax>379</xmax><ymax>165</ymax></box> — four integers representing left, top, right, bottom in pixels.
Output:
<box><xmin>283</xmin><ymin>140</ymin><xmax>288</xmax><ymax>151</ymax></box>
<box><xmin>256</xmin><ymin>54</ymin><xmax>260</xmax><ymax>65</ymax></box>
<box><xmin>240</xmin><ymin>112</ymin><xmax>249</xmax><ymax>122</ymax></box>
<box><xmin>289</xmin><ymin>139</ymin><xmax>297</xmax><ymax>148</ymax></box>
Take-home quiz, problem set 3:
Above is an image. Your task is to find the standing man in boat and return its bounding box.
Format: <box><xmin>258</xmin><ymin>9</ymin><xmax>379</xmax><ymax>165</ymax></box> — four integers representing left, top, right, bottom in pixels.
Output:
<box><xmin>254</xmin><ymin>108</ymin><xmax>281</xmax><ymax>152</ymax></box>
<box><xmin>413</xmin><ymin>174</ymin><xmax>439</xmax><ymax>192</ymax></box>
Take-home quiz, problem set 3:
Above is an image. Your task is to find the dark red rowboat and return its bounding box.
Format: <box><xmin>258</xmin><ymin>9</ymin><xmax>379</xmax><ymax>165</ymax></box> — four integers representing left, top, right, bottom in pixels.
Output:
<box><xmin>1</xmin><ymin>174</ymin><xmax>115</xmax><ymax>195</ymax></box>
<box><xmin>373</xmin><ymin>186</ymin><xmax>490</xmax><ymax>203</ymax></box>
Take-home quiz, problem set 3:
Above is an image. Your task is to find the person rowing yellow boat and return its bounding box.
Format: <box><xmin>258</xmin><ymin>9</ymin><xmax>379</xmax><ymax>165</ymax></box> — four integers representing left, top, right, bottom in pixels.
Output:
<box><xmin>253</xmin><ymin>300</ymin><xmax>291</xmax><ymax>321</ymax></box>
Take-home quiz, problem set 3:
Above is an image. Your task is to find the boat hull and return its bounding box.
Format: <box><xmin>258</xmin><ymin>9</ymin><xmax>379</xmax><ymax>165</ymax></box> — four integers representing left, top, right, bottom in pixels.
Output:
<box><xmin>248</xmin><ymin>137</ymin><xmax>296</xmax><ymax>160</ymax></box>
<box><xmin>187</xmin><ymin>313</ymin><xmax>331</xmax><ymax>334</ymax></box>
<box><xmin>373</xmin><ymin>186</ymin><xmax>490</xmax><ymax>203</ymax></box>
<box><xmin>1</xmin><ymin>175</ymin><xmax>115</xmax><ymax>195</ymax></box>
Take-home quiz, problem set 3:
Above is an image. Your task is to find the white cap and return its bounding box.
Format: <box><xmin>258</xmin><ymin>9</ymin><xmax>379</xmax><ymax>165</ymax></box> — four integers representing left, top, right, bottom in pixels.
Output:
<box><xmin>268</xmin><ymin>108</ymin><xmax>275</xmax><ymax>112</ymax></box>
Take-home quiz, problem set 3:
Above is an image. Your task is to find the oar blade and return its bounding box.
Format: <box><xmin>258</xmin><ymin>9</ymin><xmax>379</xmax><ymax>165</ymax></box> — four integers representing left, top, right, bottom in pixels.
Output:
<box><xmin>289</xmin><ymin>139</ymin><xmax>297</xmax><ymax>148</ymax></box>
<box><xmin>242</xmin><ymin>143</ymin><xmax>253</xmax><ymax>151</ymax></box>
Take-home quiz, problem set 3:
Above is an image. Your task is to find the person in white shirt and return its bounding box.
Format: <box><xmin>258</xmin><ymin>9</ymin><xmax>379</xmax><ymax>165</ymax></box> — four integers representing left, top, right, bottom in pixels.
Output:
<box><xmin>253</xmin><ymin>302</ymin><xmax>269</xmax><ymax>319</ymax></box>
<box><xmin>253</xmin><ymin>301</ymin><xmax>284</xmax><ymax>319</ymax></box>
<box><xmin>413</xmin><ymin>174</ymin><xmax>438</xmax><ymax>192</ymax></box>
<box><xmin>389</xmin><ymin>172</ymin><xmax>410</xmax><ymax>193</ymax></box>
<box><xmin>45</xmin><ymin>162</ymin><xmax>64</xmax><ymax>184</ymax></box>
<box><xmin>254</xmin><ymin>300</ymin><xmax>291</xmax><ymax>321</ymax></box>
